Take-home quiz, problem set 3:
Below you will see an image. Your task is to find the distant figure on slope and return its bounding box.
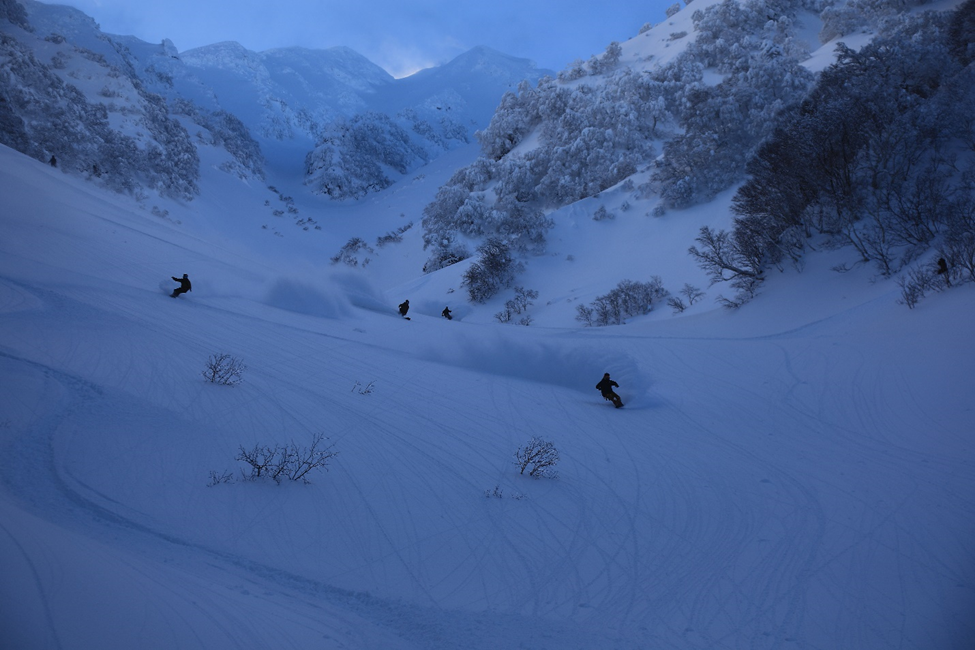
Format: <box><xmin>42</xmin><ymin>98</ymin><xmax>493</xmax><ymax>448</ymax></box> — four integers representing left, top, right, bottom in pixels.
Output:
<box><xmin>398</xmin><ymin>299</ymin><xmax>410</xmax><ymax>318</ymax></box>
<box><xmin>49</xmin><ymin>155</ymin><xmax>57</xmax><ymax>167</ymax></box>
<box><xmin>442</xmin><ymin>306</ymin><xmax>452</xmax><ymax>320</ymax></box>
<box><xmin>936</xmin><ymin>257</ymin><xmax>951</xmax><ymax>287</ymax></box>
<box><xmin>171</xmin><ymin>273</ymin><xmax>192</xmax><ymax>298</ymax></box>
<box><xmin>596</xmin><ymin>372</ymin><xmax>623</xmax><ymax>408</ymax></box>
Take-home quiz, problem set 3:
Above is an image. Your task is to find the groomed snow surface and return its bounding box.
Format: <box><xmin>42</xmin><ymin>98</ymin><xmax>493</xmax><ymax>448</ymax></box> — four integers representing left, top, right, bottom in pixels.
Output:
<box><xmin>1</xmin><ymin>142</ymin><xmax>973</xmax><ymax>649</ymax></box>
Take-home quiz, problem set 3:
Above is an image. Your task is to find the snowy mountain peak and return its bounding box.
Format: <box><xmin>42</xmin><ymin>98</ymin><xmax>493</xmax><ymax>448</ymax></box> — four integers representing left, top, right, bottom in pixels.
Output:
<box><xmin>181</xmin><ymin>40</ymin><xmax>271</xmax><ymax>76</ymax></box>
<box><xmin>161</xmin><ymin>37</ymin><xmax>179</xmax><ymax>59</ymax></box>
<box><xmin>435</xmin><ymin>44</ymin><xmax>542</xmax><ymax>77</ymax></box>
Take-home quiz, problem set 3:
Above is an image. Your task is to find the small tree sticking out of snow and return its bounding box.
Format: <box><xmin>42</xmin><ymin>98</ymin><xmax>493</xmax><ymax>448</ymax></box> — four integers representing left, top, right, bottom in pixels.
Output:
<box><xmin>234</xmin><ymin>433</ymin><xmax>337</xmax><ymax>484</ymax></box>
<box><xmin>202</xmin><ymin>353</ymin><xmax>246</xmax><ymax>386</ymax></box>
<box><xmin>495</xmin><ymin>286</ymin><xmax>539</xmax><ymax>323</ymax></box>
<box><xmin>207</xmin><ymin>470</ymin><xmax>234</xmax><ymax>487</ymax></box>
<box><xmin>351</xmin><ymin>380</ymin><xmax>375</xmax><ymax>395</ymax></box>
<box><xmin>515</xmin><ymin>437</ymin><xmax>560</xmax><ymax>479</ymax></box>
<box><xmin>668</xmin><ymin>283</ymin><xmax>705</xmax><ymax>313</ymax></box>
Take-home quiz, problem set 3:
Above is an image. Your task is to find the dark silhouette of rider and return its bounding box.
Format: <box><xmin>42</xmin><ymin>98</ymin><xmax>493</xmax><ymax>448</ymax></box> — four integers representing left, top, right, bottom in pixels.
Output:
<box><xmin>171</xmin><ymin>273</ymin><xmax>192</xmax><ymax>298</ymax></box>
<box><xmin>596</xmin><ymin>373</ymin><xmax>623</xmax><ymax>408</ymax></box>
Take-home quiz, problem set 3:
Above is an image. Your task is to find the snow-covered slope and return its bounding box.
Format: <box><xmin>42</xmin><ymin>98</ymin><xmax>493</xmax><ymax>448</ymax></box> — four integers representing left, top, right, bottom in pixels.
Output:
<box><xmin>2</xmin><ymin>0</ymin><xmax>975</xmax><ymax>646</ymax></box>
<box><xmin>2</xmin><ymin>115</ymin><xmax>974</xmax><ymax>649</ymax></box>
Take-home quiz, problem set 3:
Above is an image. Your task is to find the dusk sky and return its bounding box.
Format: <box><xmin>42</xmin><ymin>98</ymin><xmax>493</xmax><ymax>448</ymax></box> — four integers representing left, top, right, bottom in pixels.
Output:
<box><xmin>46</xmin><ymin>0</ymin><xmax>678</xmax><ymax>77</ymax></box>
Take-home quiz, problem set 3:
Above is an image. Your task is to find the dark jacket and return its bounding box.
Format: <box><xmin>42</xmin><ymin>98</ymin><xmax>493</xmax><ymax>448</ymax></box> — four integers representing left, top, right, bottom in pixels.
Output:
<box><xmin>172</xmin><ymin>275</ymin><xmax>192</xmax><ymax>291</ymax></box>
<box><xmin>398</xmin><ymin>300</ymin><xmax>410</xmax><ymax>316</ymax></box>
<box><xmin>596</xmin><ymin>377</ymin><xmax>619</xmax><ymax>395</ymax></box>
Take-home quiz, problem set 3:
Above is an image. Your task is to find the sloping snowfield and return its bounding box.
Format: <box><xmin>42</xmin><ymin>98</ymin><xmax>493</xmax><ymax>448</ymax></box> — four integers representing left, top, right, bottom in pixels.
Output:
<box><xmin>1</xmin><ymin>143</ymin><xmax>973</xmax><ymax>649</ymax></box>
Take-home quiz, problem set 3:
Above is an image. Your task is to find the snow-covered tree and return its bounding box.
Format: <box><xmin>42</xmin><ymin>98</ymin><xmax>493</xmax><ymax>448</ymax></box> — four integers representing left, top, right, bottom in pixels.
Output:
<box><xmin>718</xmin><ymin>4</ymin><xmax>975</xmax><ymax>303</ymax></box>
<box><xmin>462</xmin><ymin>237</ymin><xmax>524</xmax><ymax>303</ymax></box>
<box><xmin>0</xmin><ymin>32</ymin><xmax>200</xmax><ymax>199</ymax></box>
<box><xmin>305</xmin><ymin>112</ymin><xmax>428</xmax><ymax>200</ymax></box>
<box><xmin>0</xmin><ymin>0</ymin><xmax>29</xmax><ymax>29</ymax></box>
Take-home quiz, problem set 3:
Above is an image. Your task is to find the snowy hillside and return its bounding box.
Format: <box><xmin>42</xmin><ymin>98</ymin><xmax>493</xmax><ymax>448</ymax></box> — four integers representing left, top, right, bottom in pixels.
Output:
<box><xmin>2</xmin><ymin>0</ymin><xmax>975</xmax><ymax>648</ymax></box>
<box><xmin>2</xmin><ymin>121</ymin><xmax>974</xmax><ymax>649</ymax></box>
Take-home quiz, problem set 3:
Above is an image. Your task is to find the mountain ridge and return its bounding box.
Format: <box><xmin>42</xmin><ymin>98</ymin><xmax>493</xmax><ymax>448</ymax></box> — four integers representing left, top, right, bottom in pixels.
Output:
<box><xmin>3</xmin><ymin>0</ymin><xmax>551</xmax><ymax>195</ymax></box>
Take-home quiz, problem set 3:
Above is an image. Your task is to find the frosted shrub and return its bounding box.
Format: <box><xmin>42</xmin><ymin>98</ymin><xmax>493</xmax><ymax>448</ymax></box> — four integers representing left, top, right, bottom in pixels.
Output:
<box><xmin>423</xmin><ymin>243</ymin><xmax>470</xmax><ymax>273</ymax></box>
<box><xmin>331</xmin><ymin>237</ymin><xmax>374</xmax><ymax>266</ymax></box>
<box><xmin>575</xmin><ymin>278</ymin><xmax>668</xmax><ymax>326</ymax></box>
<box><xmin>463</xmin><ymin>237</ymin><xmax>523</xmax><ymax>303</ymax></box>
<box><xmin>202</xmin><ymin>353</ymin><xmax>246</xmax><ymax>386</ymax></box>
<box><xmin>376</xmin><ymin>222</ymin><xmax>413</xmax><ymax>247</ymax></box>
<box><xmin>557</xmin><ymin>59</ymin><xmax>587</xmax><ymax>82</ymax></box>
<box><xmin>515</xmin><ymin>437</ymin><xmax>559</xmax><ymax>479</ymax></box>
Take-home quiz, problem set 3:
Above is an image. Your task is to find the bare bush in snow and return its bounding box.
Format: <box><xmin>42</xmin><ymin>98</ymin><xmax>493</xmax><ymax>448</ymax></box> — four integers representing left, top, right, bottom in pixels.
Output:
<box><xmin>515</xmin><ymin>437</ymin><xmax>560</xmax><ymax>479</ymax></box>
<box><xmin>202</xmin><ymin>353</ymin><xmax>246</xmax><ymax>386</ymax></box>
<box><xmin>234</xmin><ymin>433</ymin><xmax>337</xmax><ymax>484</ymax></box>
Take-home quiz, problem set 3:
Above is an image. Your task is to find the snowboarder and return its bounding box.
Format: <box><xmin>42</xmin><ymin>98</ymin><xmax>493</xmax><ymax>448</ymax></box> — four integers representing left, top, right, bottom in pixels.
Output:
<box><xmin>442</xmin><ymin>306</ymin><xmax>452</xmax><ymax>320</ymax></box>
<box><xmin>170</xmin><ymin>273</ymin><xmax>192</xmax><ymax>298</ymax></box>
<box><xmin>398</xmin><ymin>299</ymin><xmax>410</xmax><ymax>318</ymax></box>
<box><xmin>49</xmin><ymin>155</ymin><xmax>57</xmax><ymax>168</ymax></box>
<box><xmin>596</xmin><ymin>372</ymin><xmax>624</xmax><ymax>408</ymax></box>
<box><xmin>936</xmin><ymin>257</ymin><xmax>951</xmax><ymax>287</ymax></box>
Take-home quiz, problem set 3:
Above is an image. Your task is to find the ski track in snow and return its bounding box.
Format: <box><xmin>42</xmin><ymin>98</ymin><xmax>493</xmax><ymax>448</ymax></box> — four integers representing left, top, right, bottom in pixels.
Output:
<box><xmin>2</xmin><ymin>149</ymin><xmax>974</xmax><ymax>648</ymax></box>
<box><xmin>2</xmin><ymin>266</ymin><xmax>975</xmax><ymax>648</ymax></box>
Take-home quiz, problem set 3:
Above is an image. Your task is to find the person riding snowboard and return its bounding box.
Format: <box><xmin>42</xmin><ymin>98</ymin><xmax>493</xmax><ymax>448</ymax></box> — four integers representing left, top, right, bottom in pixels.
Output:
<box><xmin>596</xmin><ymin>372</ymin><xmax>623</xmax><ymax>408</ymax></box>
<box><xmin>442</xmin><ymin>306</ymin><xmax>452</xmax><ymax>320</ymax></box>
<box><xmin>398</xmin><ymin>299</ymin><xmax>410</xmax><ymax>317</ymax></box>
<box><xmin>171</xmin><ymin>273</ymin><xmax>192</xmax><ymax>298</ymax></box>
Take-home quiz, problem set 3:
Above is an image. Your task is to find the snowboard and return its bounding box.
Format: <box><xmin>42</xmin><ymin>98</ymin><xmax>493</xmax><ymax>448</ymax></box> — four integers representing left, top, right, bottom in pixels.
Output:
<box><xmin>601</xmin><ymin>395</ymin><xmax>624</xmax><ymax>408</ymax></box>
<box><xmin>160</xmin><ymin>279</ymin><xmax>188</xmax><ymax>298</ymax></box>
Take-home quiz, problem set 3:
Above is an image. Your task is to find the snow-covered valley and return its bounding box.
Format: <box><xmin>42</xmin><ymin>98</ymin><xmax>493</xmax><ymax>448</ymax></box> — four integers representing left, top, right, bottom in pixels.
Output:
<box><xmin>1</xmin><ymin>129</ymin><xmax>973</xmax><ymax>648</ymax></box>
